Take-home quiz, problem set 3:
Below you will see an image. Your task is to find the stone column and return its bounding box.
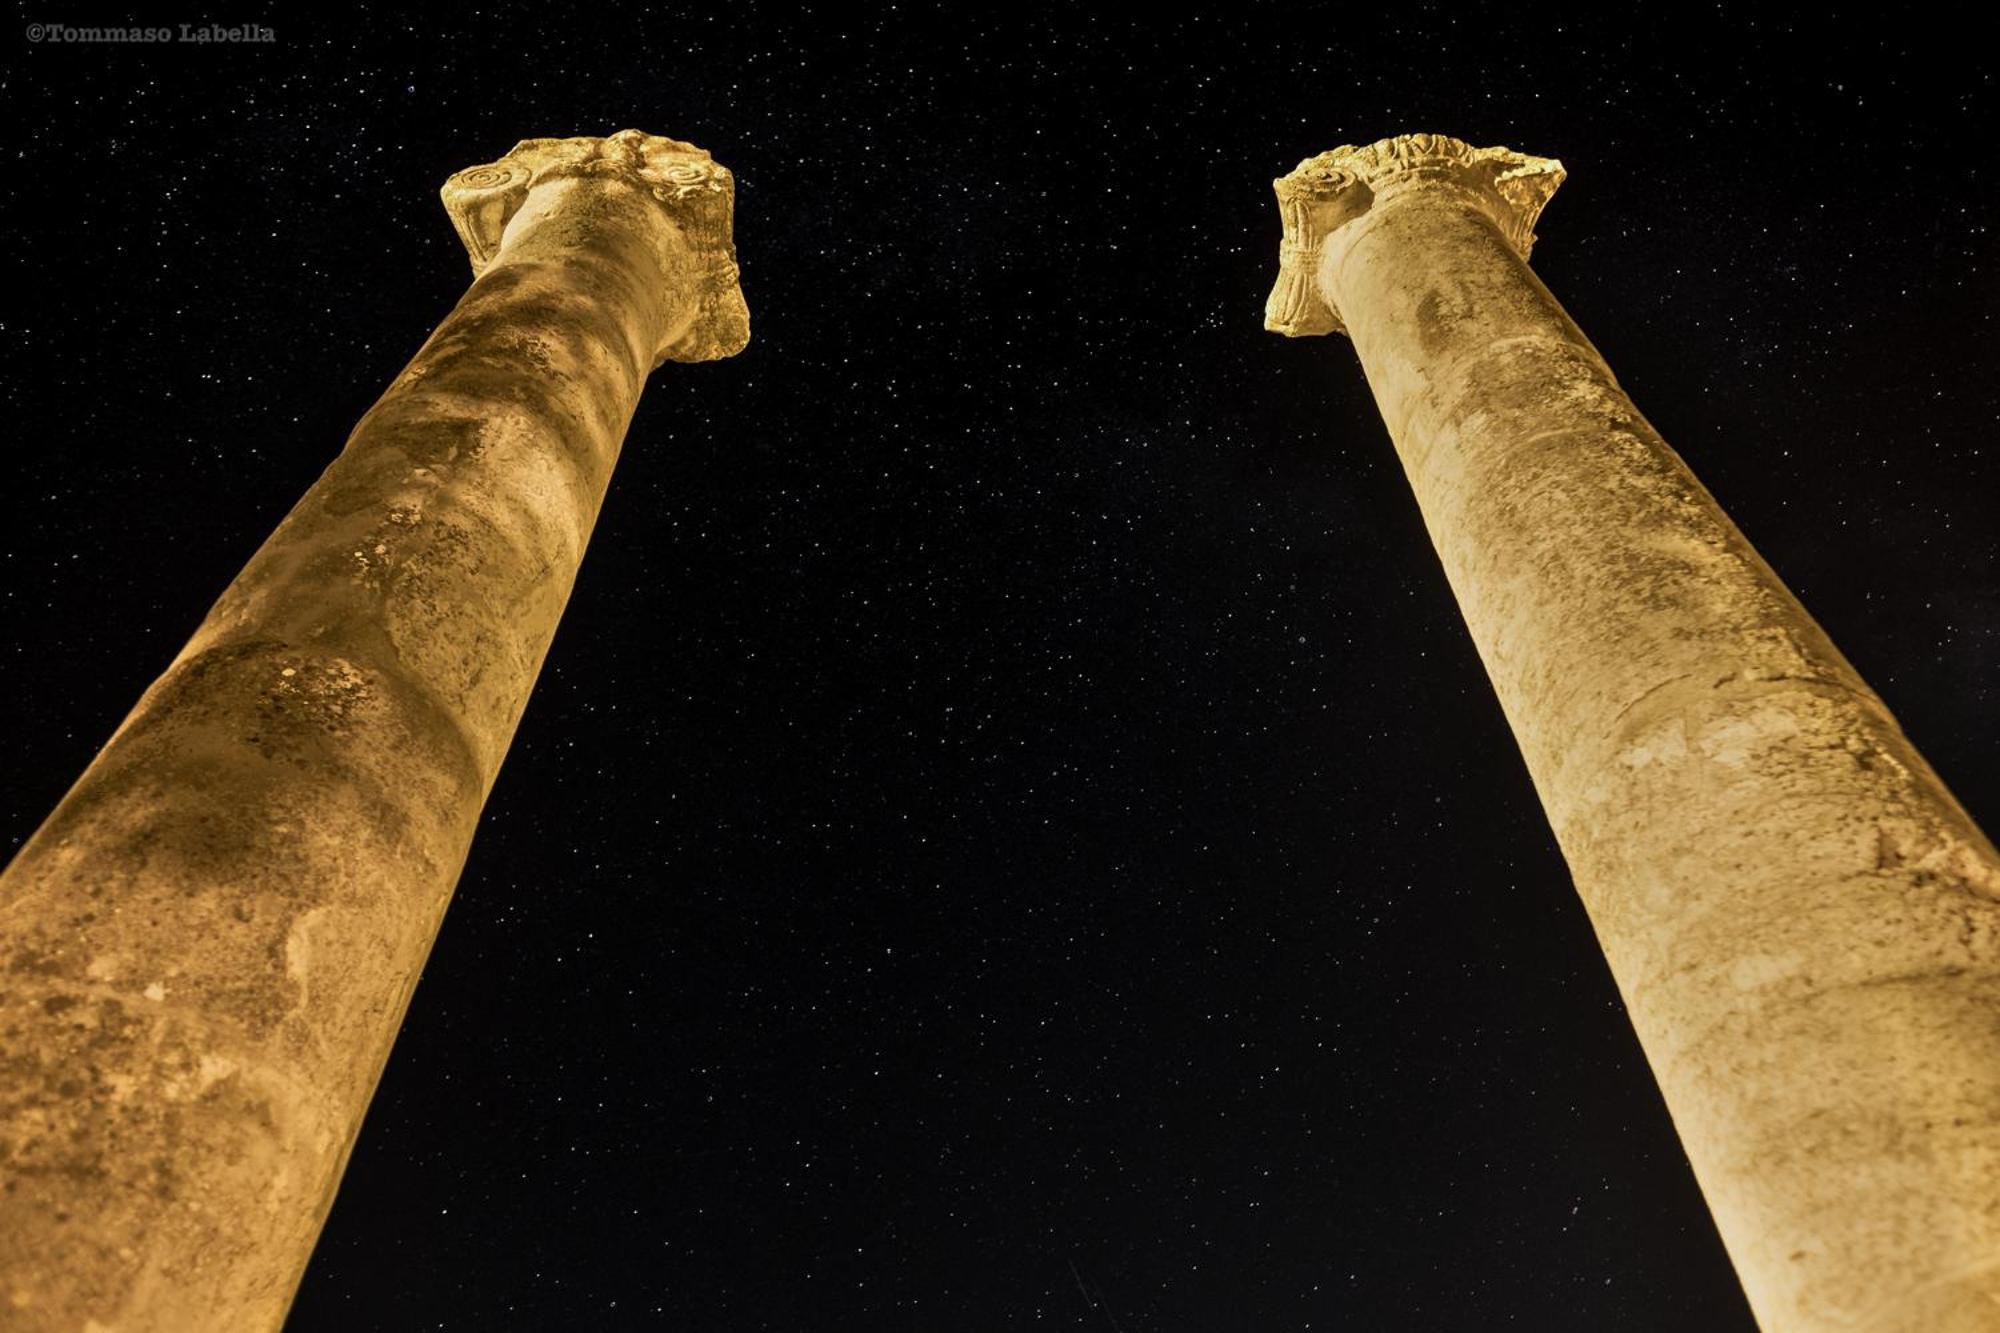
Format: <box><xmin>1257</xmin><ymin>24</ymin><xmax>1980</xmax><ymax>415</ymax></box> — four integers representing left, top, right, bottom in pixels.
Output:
<box><xmin>1266</xmin><ymin>133</ymin><xmax>2000</xmax><ymax>1332</ymax></box>
<box><xmin>0</xmin><ymin>130</ymin><xmax>747</xmax><ymax>1331</ymax></box>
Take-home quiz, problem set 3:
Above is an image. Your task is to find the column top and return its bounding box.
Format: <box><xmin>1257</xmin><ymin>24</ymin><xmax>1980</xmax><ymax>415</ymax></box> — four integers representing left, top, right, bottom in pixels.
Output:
<box><xmin>1264</xmin><ymin>133</ymin><xmax>1564</xmax><ymax>338</ymax></box>
<box><xmin>440</xmin><ymin>129</ymin><xmax>750</xmax><ymax>364</ymax></box>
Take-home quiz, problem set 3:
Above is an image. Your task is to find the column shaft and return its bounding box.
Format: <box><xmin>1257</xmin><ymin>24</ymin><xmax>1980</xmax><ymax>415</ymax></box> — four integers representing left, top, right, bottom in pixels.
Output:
<box><xmin>0</xmin><ymin>131</ymin><xmax>747</xmax><ymax>1331</ymax></box>
<box><xmin>1270</xmin><ymin>136</ymin><xmax>2000</xmax><ymax>1331</ymax></box>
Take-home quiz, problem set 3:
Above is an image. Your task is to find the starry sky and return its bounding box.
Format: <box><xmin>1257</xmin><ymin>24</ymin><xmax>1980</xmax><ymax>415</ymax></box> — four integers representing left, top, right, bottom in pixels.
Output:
<box><xmin>2</xmin><ymin>5</ymin><xmax>1996</xmax><ymax>1329</ymax></box>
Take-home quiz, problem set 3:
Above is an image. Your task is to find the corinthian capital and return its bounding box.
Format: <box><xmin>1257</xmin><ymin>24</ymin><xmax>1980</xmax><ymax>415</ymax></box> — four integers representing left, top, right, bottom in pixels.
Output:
<box><xmin>1264</xmin><ymin>133</ymin><xmax>1564</xmax><ymax>338</ymax></box>
<box><xmin>441</xmin><ymin>129</ymin><xmax>749</xmax><ymax>363</ymax></box>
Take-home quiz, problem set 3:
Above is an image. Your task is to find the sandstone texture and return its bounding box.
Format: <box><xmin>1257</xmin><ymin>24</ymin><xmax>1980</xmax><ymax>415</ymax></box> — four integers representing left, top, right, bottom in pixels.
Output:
<box><xmin>1270</xmin><ymin>133</ymin><xmax>2000</xmax><ymax>1332</ymax></box>
<box><xmin>0</xmin><ymin>130</ymin><xmax>746</xmax><ymax>1331</ymax></box>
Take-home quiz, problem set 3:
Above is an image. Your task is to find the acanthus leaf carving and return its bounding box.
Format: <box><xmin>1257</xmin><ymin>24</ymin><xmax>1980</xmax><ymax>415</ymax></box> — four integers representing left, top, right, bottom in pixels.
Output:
<box><xmin>441</xmin><ymin>129</ymin><xmax>749</xmax><ymax>365</ymax></box>
<box><xmin>1265</xmin><ymin>133</ymin><xmax>1564</xmax><ymax>339</ymax></box>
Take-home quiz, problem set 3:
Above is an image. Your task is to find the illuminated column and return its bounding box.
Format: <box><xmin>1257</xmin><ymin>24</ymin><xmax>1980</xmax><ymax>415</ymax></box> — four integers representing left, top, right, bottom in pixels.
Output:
<box><xmin>0</xmin><ymin>130</ymin><xmax>748</xmax><ymax>1331</ymax></box>
<box><xmin>1268</xmin><ymin>132</ymin><xmax>2000</xmax><ymax>1332</ymax></box>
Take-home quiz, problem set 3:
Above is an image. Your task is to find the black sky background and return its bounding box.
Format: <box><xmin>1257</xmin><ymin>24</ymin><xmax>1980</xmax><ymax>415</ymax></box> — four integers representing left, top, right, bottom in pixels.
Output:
<box><xmin>3</xmin><ymin>4</ymin><xmax>1997</xmax><ymax>1329</ymax></box>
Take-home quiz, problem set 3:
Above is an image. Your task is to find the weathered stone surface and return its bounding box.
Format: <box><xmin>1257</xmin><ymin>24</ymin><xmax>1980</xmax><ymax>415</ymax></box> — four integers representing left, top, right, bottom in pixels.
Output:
<box><xmin>442</xmin><ymin>130</ymin><xmax>749</xmax><ymax>365</ymax></box>
<box><xmin>0</xmin><ymin>130</ymin><xmax>746</xmax><ymax>1331</ymax></box>
<box><xmin>1270</xmin><ymin>132</ymin><xmax>2000</xmax><ymax>1332</ymax></box>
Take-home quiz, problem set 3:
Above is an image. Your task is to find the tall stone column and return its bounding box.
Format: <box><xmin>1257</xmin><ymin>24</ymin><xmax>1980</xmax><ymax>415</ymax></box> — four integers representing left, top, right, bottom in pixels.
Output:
<box><xmin>0</xmin><ymin>130</ymin><xmax>747</xmax><ymax>1331</ymax></box>
<box><xmin>1266</xmin><ymin>133</ymin><xmax>2000</xmax><ymax>1332</ymax></box>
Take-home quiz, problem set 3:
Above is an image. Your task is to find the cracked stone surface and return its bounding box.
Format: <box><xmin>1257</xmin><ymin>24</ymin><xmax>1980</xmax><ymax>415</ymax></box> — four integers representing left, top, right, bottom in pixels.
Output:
<box><xmin>1269</xmin><ymin>132</ymin><xmax>2000</xmax><ymax>1333</ymax></box>
<box><xmin>0</xmin><ymin>130</ymin><xmax>746</xmax><ymax>1332</ymax></box>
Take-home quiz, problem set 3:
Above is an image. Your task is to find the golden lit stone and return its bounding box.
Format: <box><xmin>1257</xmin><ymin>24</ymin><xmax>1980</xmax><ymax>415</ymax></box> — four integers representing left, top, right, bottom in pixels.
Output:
<box><xmin>1270</xmin><ymin>132</ymin><xmax>2000</xmax><ymax>1332</ymax></box>
<box><xmin>0</xmin><ymin>130</ymin><xmax>746</xmax><ymax>1331</ymax></box>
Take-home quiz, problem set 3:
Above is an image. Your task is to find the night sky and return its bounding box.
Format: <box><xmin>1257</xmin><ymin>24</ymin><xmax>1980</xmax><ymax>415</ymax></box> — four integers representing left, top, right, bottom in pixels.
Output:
<box><xmin>3</xmin><ymin>6</ymin><xmax>1996</xmax><ymax>1329</ymax></box>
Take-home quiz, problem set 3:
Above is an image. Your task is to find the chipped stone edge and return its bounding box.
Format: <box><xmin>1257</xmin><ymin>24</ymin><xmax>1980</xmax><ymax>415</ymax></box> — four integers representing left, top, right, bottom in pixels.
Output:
<box><xmin>1264</xmin><ymin>132</ymin><xmax>1565</xmax><ymax>338</ymax></box>
<box><xmin>439</xmin><ymin>128</ymin><xmax>749</xmax><ymax>366</ymax></box>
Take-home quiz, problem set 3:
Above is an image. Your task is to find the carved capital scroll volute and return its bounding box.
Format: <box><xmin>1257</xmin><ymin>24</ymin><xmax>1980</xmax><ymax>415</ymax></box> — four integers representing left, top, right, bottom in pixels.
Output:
<box><xmin>1265</xmin><ymin>133</ymin><xmax>1564</xmax><ymax>339</ymax></box>
<box><xmin>441</xmin><ymin>129</ymin><xmax>750</xmax><ymax>366</ymax></box>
